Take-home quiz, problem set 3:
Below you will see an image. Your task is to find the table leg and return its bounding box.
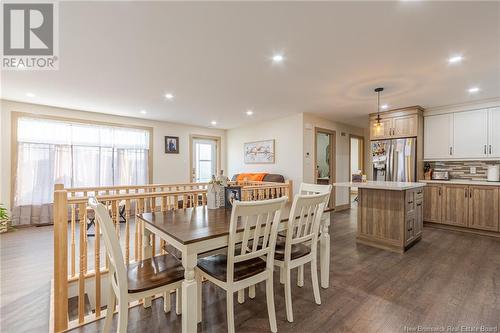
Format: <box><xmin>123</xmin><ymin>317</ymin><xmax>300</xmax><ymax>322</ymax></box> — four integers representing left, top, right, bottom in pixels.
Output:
<box><xmin>182</xmin><ymin>251</ymin><xmax>198</xmax><ymax>333</ymax></box>
<box><xmin>320</xmin><ymin>213</ymin><xmax>330</xmax><ymax>289</ymax></box>
<box><xmin>142</xmin><ymin>224</ymin><xmax>152</xmax><ymax>308</ymax></box>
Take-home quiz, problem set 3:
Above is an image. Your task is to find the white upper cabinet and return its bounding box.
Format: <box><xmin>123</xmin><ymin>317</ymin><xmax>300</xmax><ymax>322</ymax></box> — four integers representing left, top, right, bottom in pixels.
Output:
<box><xmin>424</xmin><ymin>114</ymin><xmax>453</xmax><ymax>159</ymax></box>
<box><xmin>452</xmin><ymin>109</ymin><xmax>489</xmax><ymax>159</ymax></box>
<box><xmin>489</xmin><ymin>107</ymin><xmax>500</xmax><ymax>157</ymax></box>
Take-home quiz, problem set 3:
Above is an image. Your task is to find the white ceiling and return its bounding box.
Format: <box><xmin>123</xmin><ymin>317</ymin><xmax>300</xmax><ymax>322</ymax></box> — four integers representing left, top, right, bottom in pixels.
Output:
<box><xmin>2</xmin><ymin>1</ymin><xmax>500</xmax><ymax>129</ymax></box>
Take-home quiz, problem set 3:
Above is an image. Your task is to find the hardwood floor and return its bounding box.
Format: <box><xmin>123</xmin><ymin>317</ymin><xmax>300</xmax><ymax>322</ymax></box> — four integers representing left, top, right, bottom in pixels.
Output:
<box><xmin>1</xmin><ymin>206</ymin><xmax>500</xmax><ymax>333</ymax></box>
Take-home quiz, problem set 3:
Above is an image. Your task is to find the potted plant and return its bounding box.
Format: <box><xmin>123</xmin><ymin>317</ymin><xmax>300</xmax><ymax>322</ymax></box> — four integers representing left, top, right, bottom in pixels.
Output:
<box><xmin>0</xmin><ymin>204</ymin><xmax>10</xmax><ymax>233</ymax></box>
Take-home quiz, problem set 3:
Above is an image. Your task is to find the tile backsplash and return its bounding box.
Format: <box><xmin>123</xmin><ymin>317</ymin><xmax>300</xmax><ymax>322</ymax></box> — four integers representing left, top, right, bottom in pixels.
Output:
<box><xmin>427</xmin><ymin>160</ymin><xmax>500</xmax><ymax>180</ymax></box>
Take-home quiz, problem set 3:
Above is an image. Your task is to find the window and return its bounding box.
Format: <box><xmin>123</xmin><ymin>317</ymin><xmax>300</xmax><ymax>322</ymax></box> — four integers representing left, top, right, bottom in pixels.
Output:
<box><xmin>14</xmin><ymin>117</ymin><xmax>150</xmax><ymax>209</ymax></box>
<box><xmin>192</xmin><ymin>138</ymin><xmax>218</xmax><ymax>182</ymax></box>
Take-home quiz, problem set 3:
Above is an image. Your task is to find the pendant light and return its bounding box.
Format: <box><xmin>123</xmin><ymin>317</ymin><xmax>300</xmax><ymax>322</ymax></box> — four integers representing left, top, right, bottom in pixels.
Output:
<box><xmin>374</xmin><ymin>87</ymin><xmax>384</xmax><ymax>128</ymax></box>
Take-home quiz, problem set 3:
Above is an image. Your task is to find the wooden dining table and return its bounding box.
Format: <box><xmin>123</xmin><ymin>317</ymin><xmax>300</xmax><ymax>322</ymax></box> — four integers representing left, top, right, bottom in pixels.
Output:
<box><xmin>137</xmin><ymin>203</ymin><xmax>333</xmax><ymax>333</ymax></box>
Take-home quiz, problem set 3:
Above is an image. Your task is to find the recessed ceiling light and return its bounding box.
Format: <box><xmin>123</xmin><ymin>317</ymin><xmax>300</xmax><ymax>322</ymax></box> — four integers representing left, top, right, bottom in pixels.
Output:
<box><xmin>381</xmin><ymin>104</ymin><xmax>389</xmax><ymax>110</ymax></box>
<box><xmin>165</xmin><ymin>93</ymin><xmax>174</xmax><ymax>100</ymax></box>
<box><xmin>140</xmin><ymin>110</ymin><xmax>147</xmax><ymax>114</ymax></box>
<box><xmin>26</xmin><ymin>92</ymin><xmax>35</xmax><ymax>97</ymax></box>
<box><xmin>448</xmin><ymin>55</ymin><xmax>464</xmax><ymax>64</ymax></box>
<box><xmin>272</xmin><ymin>54</ymin><xmax>284</xmax><ymax>63</ymax></box>
<box><xmin>468</xmin><ymin>87</ymin><xmax>480</xmax><ymax>93</ymax></box>
<box><xmin>211</xmin><ymin>120</ymin><xmax>217</xmax><ymax>126</ymax></box>
<box><xmin>246</xmin><ymin>110</ymin><xmax>254</xmax><ymax>116</ymax></box>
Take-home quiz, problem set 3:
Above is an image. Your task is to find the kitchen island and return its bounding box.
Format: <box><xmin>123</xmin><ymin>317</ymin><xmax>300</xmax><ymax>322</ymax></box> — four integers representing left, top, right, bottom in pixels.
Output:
<box><xmin>334</xmin><ymin>181</ymin><xmax>426</xmax><ymax>253</ymax></box>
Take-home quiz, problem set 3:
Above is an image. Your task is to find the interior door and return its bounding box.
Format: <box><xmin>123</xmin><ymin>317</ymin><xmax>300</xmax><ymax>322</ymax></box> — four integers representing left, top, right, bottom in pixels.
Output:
<box><xmin>192</xmin><ymin>138</ymin><xmax>217</xmax><ymax>182</ymax></box>
<box><xmin>441</xmin><ymin>185</ymin><xmax>468</xmax><ymax>227</ymax></box>
<box><xmin>453</xmin><ymin>109</ymin><xmax>488</xmax><ymax>158</ymax></box>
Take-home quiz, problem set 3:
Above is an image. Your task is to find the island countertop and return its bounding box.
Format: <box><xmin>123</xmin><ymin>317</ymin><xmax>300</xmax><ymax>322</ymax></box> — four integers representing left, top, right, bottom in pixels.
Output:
<box><xmin>333</xmin><ymin>181</ymin><xmax>426</xmax><ymax>191</ymax></box>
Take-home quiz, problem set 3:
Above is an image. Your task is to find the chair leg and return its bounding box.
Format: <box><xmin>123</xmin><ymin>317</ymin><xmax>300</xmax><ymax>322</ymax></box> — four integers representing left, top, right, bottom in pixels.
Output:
<box><xmin>279</xmin><ymin>266</ymin><xmax>285</xmax><ymax>284</ymax></box>
<box><xmin>249</xmin><ymin>285</ymin><xmax>256</xmax><ymax>299</ymax></box>
<box><xmin>176</xmin><ymin>288</ymin><xmax>182</xmax><ymax>315</ymax></box>
<box><xmin>284</xmin><ymin>267</ymin><xmax>294</xmax><ymax>322</ymax></box>
<box><xmin>297</xmin><ymin>265</ymin><xmax>304</xmax><ymax>287</ymax></box>
<box><xmin>197</xmin><ymin>275</ymin><xmax>202</xmax><ymax>323</ymax></box>
<box><xmin>163</xmin><ymin>291</ymin><xmax>171</xmax><ymax>313</ymax></box>
<box><xmin>117</xmin><ymin>298</ymin><xmax>128</xmax><ymax>333</ymax></box>
<box><xmin>103</xmin><ymin>287</ymin><xmax>115</xmax><ymax>333</ymax></box>
<box><xmin>226</xmin><ymin>291</ymin><xmax>235</xmax><ymax>333</ymax></box>
<box><xmin>311</xmin><ymin>257</ymin><xmax>321</xmax><ymax>305</ymax></box>
<box><xmin>237</xmin><ymin>289</ymin><xmax>245</xmax><ymax>304</ymax></box>
<box><xmin>266</xmin><ymin>277</ymin><xmax>278</xmax><ymax>333</ymax></box>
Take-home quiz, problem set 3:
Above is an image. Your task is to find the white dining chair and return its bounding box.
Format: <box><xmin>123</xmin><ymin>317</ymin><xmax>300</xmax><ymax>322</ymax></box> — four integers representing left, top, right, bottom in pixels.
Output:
<box><xmin>196</xmin><ymin>196</ymin><xmax>287</xmax><ymax>333</ymax></box>
<box><xmin>88</xmin><ymin>197</ymin><xmax>184</xmax><ymax>333</ymax></box>
<box><xmin>274</xmin><ymin>191</ymin><xmax>329</xmax><ymax>322</ymax></box>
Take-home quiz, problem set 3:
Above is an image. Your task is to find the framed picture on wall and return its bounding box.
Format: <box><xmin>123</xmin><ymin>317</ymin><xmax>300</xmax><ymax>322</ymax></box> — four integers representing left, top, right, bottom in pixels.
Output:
<box><xmin>244</xmin><ymin>139</ymin><xmax>275</xmax><ymax>164</ymax></box>
<box><xmin>165</xmin><ymin>136</ymin><xmax>179</xmax><ymax>154</ymax></box>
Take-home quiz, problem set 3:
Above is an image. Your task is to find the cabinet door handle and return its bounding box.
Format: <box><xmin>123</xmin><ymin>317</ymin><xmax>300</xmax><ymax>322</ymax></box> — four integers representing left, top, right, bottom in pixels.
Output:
<box><xmin>449</xmin><ymin>147</ymin><xmax>453</xmax><ymax>156</ymax></box>
<box><xmin>484</xmin><ymin>145</ymin><xmax>487</xmax><ymax>155</ymax></box>
<box><xmin>465</xmin><ymin>189</ymin><xmax>467</xmax><ymax>198</ymax></box>
<box><xmin>439</xmin><ymin>188</ymin><xmax>442</xmax><ymax>196</ymax></box>
<box><xmin>408</xmin><ymin>200</ymin><xmax>414</xmax><ymax>204</ymax></box>
<box><xmin>417</xmin><ymin>203</ymin><xmax>422</xmax><ymax>207</ymax></box>
<box><xmin>470</xmin><ymin>190</ymin><xmax>472</xmax><ymax>198</ymax></box>
<box><xmin>490</xmin><ymin>145</ymin><xmax>492</xmax><ymax>154</ymax></box>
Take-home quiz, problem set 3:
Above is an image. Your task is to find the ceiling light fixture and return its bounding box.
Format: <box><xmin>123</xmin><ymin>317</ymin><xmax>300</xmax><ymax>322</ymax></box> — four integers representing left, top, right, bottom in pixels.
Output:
<box><xmin>468</xmin><ymin>87</ymin><xmax>480</xmax><ymax>93</ymax></box>
<box><xmin>381</xmin><ymin>104</ymin><xmax>389</xmax><ymax>110</ymax></box>
<box><xmin>246</xmin><ymin>110</ymin><xmax>254</xmax><ymax>116</ymax></box>
<box><xmin>165</xmin><ymin>93</ymin><xmax>174</xmax><ymax>100</ymax></box>
<box><xmin>448</xmin><ymin>55</ymin><xmax>464</xmax><ymax>64</ymax></box>
<box><xmin>211</xmin><ymin>120</ymin><xmax>217</xmax><ymax>126</ymax></box>
<box><xmin>374</xmin><ymin>87</ymin><xmax>384</xmax><ymax>129</ymax></box>
<box><xmin>26</xmin><ymin>92</ymin><xmax>35</xmax><ymax>97</ymax></box>
<box><xmin>140</xmin><ymin>110</ymin><xmax>147</xmax><ymax>114</ymax></box>
<box><xmin>272</xmin><ymin>54</ymin><xmax>284</xmax><ymax>63</ymax></box>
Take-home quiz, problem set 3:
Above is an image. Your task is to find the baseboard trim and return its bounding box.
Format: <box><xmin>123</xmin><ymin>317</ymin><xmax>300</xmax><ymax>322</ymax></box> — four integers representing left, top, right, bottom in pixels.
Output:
<box><xmin>335</xmin><ymin>204</ymin><xmax>350</xmax><ymax>212</ymax></box>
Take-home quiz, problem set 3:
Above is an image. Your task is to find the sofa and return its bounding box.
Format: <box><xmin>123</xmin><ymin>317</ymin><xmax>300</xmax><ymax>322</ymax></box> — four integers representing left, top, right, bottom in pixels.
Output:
<box><xmin>231</xmin><ymin>173</ymin><xmax>285</xmax><ymax>183</ymax></box>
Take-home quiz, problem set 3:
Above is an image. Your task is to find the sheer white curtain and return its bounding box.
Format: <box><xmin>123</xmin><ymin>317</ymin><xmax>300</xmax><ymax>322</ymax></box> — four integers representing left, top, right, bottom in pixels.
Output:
<box><xmin>13</xmin><ymin>117</ymin><xmax>150</xmax><ymax>225</ymax></box>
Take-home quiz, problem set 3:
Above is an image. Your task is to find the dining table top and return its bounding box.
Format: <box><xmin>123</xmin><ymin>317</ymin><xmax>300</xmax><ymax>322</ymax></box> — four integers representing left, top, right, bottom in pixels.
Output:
<box><xmin>137</xmin><ymin>203</ymin><xmax>334</xmax><ymax>245</ymax></box>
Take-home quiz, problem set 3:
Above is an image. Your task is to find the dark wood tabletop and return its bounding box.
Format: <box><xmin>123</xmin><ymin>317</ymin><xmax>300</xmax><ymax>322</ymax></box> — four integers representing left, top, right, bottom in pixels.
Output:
<box><xmin>138</xmin><ymin>203</ymin><xmax>333</xmax><ymax>245</ymax></box>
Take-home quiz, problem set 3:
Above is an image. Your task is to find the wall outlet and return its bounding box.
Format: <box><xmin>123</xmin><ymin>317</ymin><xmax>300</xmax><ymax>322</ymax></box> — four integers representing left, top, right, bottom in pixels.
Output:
<box><xmin>470</xmin><ymin>166</ymin><xmax>477</xmax><ymax>174</ymax></box>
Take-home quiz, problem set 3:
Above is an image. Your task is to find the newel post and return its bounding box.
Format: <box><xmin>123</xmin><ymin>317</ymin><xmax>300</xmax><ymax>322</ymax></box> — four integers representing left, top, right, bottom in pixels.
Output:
<box><xmin>53</xmin><ymin>183</ymin><xmax>68</xmax><ymax>332</ymax></box>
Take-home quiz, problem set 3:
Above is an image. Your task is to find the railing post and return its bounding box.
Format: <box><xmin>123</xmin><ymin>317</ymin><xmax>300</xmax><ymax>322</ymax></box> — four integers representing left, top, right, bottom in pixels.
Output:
<box><xmin>287</xmin><ymin>180</ymin><xmax>293</xmax><ymax>202</ymax></box>
<box><xmin>54</xmin><ymin>184</ymin><xmax>68</xmax><ymax>332</ymax></box>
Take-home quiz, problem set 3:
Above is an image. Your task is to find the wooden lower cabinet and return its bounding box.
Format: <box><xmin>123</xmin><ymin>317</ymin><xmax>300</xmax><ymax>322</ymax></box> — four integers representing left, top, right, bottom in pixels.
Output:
<box><xmin>441</xmin><ymin>185</ymin><xmax>468</xmax><ymax>227</ymax></box>
<box><xmin>423</xmin><ymin>183</ymin><xmax>500</xmax><ymax>234</ymax></box>
<box><xmin>468</xmin><ymin>186</ymin><xmax>499</xmax><ymax>231</ymax></box>
<box><xmin>423</xmin><ymin>185</ymin><xmax>441</xmax><ymax>223</ymax></box>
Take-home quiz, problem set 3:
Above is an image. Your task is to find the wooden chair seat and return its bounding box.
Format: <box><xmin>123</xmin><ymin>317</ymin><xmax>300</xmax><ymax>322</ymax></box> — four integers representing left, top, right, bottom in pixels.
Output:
<box><xmin>197</xmin><ymin>254</ymin><xmax>267</xmax><ymax>282</ymax></box>
<box><xmin>274</xmin><ymin>241</ymin><xmax>311</xmax><ymax>261</ymax></box>
<box><xmin>127</xmin><ymin>253</ymin><xmax>184</xmax><ymax>293</ymax></box>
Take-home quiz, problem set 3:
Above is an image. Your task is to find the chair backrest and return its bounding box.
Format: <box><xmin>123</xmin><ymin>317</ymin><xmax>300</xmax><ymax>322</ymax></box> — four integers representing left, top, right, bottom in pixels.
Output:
<box><xmin>226</xmin><ymin>196</ymin><xmax>288</xmax><ymax>283</ymax></box>
<box><xmin>88</xmin><ymin>197</ymin><xmax>128</xmax><ymax>292</ymax></box>
<box><xmin>283</xmin><ymin>192</ymin><xmax>329</xmax><ymax>261</ymax></box>
<box><xmin>299</xmin><ymin>182</ymin><xmax>332</xmax><ymax>205</ymax></box>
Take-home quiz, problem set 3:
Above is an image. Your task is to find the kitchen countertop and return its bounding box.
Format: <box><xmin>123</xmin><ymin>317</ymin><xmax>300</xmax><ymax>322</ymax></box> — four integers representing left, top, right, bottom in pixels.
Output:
<box><xmin>333</xmin><ymin>181</ymin><xmax>425</xmax><ymax>191</ymax></box>
<box><xmin>419</xmin><ymin>179</ymin><xmax>500</xmax><ymax>186</ymax></box>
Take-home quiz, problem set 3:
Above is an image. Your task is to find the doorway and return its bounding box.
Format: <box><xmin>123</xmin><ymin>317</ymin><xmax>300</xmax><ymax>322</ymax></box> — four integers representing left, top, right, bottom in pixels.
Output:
<box><xmin>314</xmin><ymin>127</ymin><xmax>336</xmax><ymax>207</ymax></box>
<box><xmin>349</xmin><ymin>134</ymin><xmax>364</xmax><ymax>201</ymax></box>
<box><xmin>190</xmin><ymin>135</ymin><xmax>221</xmax><ymax>182</ymax></box>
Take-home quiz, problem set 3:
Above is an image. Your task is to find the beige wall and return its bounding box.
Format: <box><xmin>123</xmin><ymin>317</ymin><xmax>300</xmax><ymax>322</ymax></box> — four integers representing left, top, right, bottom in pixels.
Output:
<box><xmin>302</xmin><ymin>113</ymin><xmax>365</xmax><ymax>207</ymax></box>
<box><xmin>0</xmin><ymin>99</ymin><xmax>227</xmax><ymax>210</ymax></box>
<box><xmin>226</xmin><ymin>113</ymin><xmax>304</xmax><ymax>191</ymax></box>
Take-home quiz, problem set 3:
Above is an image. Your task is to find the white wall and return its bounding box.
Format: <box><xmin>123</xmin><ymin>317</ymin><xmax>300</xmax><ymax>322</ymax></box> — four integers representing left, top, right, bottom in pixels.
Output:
<box><xmin>302</xmin><ymin>113</ymin><xmax>365</xmax><ymax>207</ymax></box>
<box><xmin>226</xmin><ymin>113</ymin><xmax>304</xmax><ymax>192</ymax></box>
<box><xmin>0</xmin><ymin>99</ymin><xmax>226</xmax><ymax>210</ymax></box>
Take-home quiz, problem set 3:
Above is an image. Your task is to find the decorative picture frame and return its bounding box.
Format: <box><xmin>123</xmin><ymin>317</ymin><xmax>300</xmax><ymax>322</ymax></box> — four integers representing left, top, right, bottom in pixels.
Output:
<box><xmin>224</xmin><ymin>186</ymin><xmax>242</xmax><ymax>209</ymax></box>
<box><xmin>165</xmin><ymin>136</ymin><xmax>179</xmax><ymax>154</ymax></box>
<box><xmin>244</xmin><ymin>139</ymin><xmax>275</xmax><ymax>164</ymax></box>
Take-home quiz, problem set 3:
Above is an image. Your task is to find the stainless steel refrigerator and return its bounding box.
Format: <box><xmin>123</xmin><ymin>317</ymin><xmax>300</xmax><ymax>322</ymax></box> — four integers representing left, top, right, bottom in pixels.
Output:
<box><xmin>371</xmin><ymin>138</ymin><xmax>416</xmax><ymax>182</ymax></box>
